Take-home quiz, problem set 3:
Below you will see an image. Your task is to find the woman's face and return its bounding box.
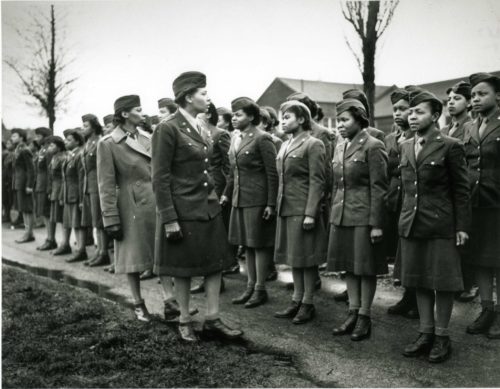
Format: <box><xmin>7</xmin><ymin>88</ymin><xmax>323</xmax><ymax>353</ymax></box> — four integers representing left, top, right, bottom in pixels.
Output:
<box><xmin>217</xmin><ymin>116</ymin><xmax>229</xmax><ymax>130</ymax></box>
<box><xmin>123</xmin><ymin>106</ymin><xmax>144</xmax><ymax>126</ymax></box>
<box><xmin>336</xmin><ymin>111</ymin><xmax>361</xmax><ymax>140</ymax></box>
<box><xmin>82</xmin><ymin>121</ymin><xmax>94</xmax><ymax>137</ymax></box>
<box><xmin>65</xmin><ymin>135</ymin><xmax>77</xmax><ymax>151</ymax></box>
<box><xmin>447</xmin><ymin>91</ymin><xmax>469</xmax><ymax>117</ymax></box>
<box><xmin>471</xmin><ymin>82</ymin><xmax>499</xmax><ymax>114</ymax></box>
<box><xmin>392</xmin><ymin>99</ymin><xmax>410</xmax><ymax>128</ymax></box>
<box><xmin>103</xmin><ymin>122</ymin><xmax>115</xmax><ymax>135</ymax></box>
<box><xmin>10</xmin><ymin>133</ymin><xmax>21</xmax><ymax>145</ymax></box>
<box><xmin>187</xmin><ymin>88</ymin><xmax>210</xmax><ymax>114</ymax></box>
<box><xmin>232</xmin><ymin>109</ymin><xmax>252</xmax><ymax>130</ymax></box>
<box><xmin>281</xmin><ymin>111</ymin><xmax>302</xmax><ymax>135</ymax></box>
<box><xmin>47</xmin><ymin>143</ymin><xmax>58</xmax><ymax>154</ymax></box>
<box><xmin>6</xmin><ymin>140</ymin><xmax>14</xmax><ymax>151</ymax></box>
<box><xmin>408</xmin><ymin>102</ymin><xmax>438</xmax><ymax>132</ymax></box>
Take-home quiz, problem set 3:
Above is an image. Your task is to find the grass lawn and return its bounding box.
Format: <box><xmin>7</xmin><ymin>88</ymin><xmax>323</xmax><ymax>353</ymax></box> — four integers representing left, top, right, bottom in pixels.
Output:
<box><xmin>2</xmin><ymin>265</ymin><xmax>314</xmax><ymax>388</ymax></box>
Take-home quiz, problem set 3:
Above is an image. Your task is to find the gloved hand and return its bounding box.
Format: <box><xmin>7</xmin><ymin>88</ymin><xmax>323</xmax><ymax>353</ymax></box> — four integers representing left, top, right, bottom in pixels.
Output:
<box><xmin>164</xmin><ymin>221</ymin><xmax>183</xmax><ymax>241</ymax></box>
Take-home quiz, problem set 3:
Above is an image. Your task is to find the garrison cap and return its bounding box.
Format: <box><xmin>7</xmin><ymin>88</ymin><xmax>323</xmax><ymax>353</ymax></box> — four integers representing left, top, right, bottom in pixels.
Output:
<box><xmin>172</xmin><ymin>71</ymin><xmax>206</xmax><ymax>100</ymax></box>
<box><xmin>336</xmin><ymin>98</ymin><xmax>367</xmax><ymax>116</ymax></box>
<box><xmin>409</xmin><ymin>91</ymin><xmax>443</xmax><ymax>116</ymax></box>
<box><xmin>114</xmin><ymin>95</ymin><xmax>141</xmax><ymax>113</ymax></box>
<box><xmin>446</xmin><ymin>81</ymin><xmax>472</xmax><ymax>100</ymax></box>
<box><xmin>34</xmin><ymin>127</ymin><xmax>51</xmax><ymax>137</ymax></box>
<box><xmin>63</xmin><ymin>128</ymin><xmax>85</xmax><ymax>145</ymax></box>
<box><xmin>103</xmin><ymin>114</ymin><xmax>114</xmax><ymax>125</ymax></box>
<box><xmin>469</xmin><ymin>72</ymin><xmax>500</xmax><ymax>90</ymax></box>
<box><xmin>231</xmin><ymin>97</ymin><xmax>258</xmax><ymax>112</ymax></box>
<box><xmin>158</xmin><ymin>97</ymin><xmax>176</xmax><ymax>109</ymax></box>
<box><xmin>217</xmin><ymin>107</ymin><xmax>232</xmax><ymax>116</ymax></box>
<box><xmin>46</xmin><ymin>135</ymin><xmax>66</xmax><ymax>151</ymax></box>
<box><xmin>286</xmin><ymin>91</ymin><xmax>310</xmax><ymax>101</ymax></box>
<box><xmin>280</xmin><ymin>100</ymin><xmax>312</xmax><ymax>121</ymax></box>
<box><xmin>390</xmin><ymin>88</ymin><xmax>411</xmax><ymax>104</ymax></box>
<box><xmin>342</xmin><ymin>89</ymin><xmax>370</xmax><ymax>115</ymax></box>
<box><xmin>81</xmin><ymin>113</ymin><xmax>98</xmax><ymax>123</ymax></box>
<box><xmin>263</xmin><ymin>106</ymin><xmax>279</xmax><ymax>125</ymax></box>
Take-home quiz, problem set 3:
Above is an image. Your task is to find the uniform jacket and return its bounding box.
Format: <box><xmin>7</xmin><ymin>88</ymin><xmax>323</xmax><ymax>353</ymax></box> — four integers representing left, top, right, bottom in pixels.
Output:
<box><xmin>367</xmin><ymin>126</ymin><xmax>386</xmax><ymax>142</ymax></box>
<box><xmin>152</xmin><ymin>110</ymin><xmax>221</xmax><ymax>224</ymax></box>
<box><xmin>205</xmin><ymin>125</ymin><xmax>231</xmax><ymax>198</ymax></box>
<box><xmin>97</xmin><ymin>127</ymin><xmax>156</xmax><ymax>266</ymax></box>
<box><xmin>398</xmin><ymin>128</ymin><xmax>471</xmax><ymax>238</ymax></box>
<box><xmin>13</xmin><ymin>144</ymin><xmax>35</xmax><ymax>191</ymax></box>
<box><xmin>34</xmin><ymin>143</ymin><xmax>52</xmax><ymax>193</ymax></box>
<box><xmin>270</xmin><ymin>133</ymin><xmax>284</xmax><ymax>152</ymax></box>
<box><xmin>276</xmin><ymin>132</ymin><xmax>326</xmax><ymax>217</ymax></box>
<box><xmin>463</xmin><ymin>110</ymin><xmax>500</xmax><ymax>208</ymax></box>
<box><xmin>223</xmin><ymin>126</ymin><xmax>278</xmax><ymax>208</ymax></box>
<box><xmin>62</xmin><ymin>147</ymin><xmax>84</xmax><ymax>205</ymax></box>
<box><xmin>441</xmin><ymin>116</ymin><xmax>471</xmax><ymax>141</ymax></box>
<box><xmin>2</xmin><ymin>151</ymin><xmax>15</xmax><ymax>191</ymax></box>
<box><xmin>48</xmin><ymin>152</ymin><xmax>65</xmax><ymax>201</ymax></box>
<box><xmin>384</xmin><ymin>128</ymin><xmax>414</xmax><ymax>212</ymax></box>
<box><xmin>82</xmin><ymin>135</ymin><xmax>101</xmax><ymax>195</ymax></box>
<box><xmin>331</xmin><ymin>129</ymin><xmax>388</xmax><ymax>227</ymax></box>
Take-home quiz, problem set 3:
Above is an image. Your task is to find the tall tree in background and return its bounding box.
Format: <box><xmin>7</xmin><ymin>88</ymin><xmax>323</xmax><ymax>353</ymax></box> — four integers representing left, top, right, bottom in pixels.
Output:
<box><xmin>341</xmin><ymin>0</ymin><xmax>399</xmax><ymax>125</ymax></box>
<box><xmin>4</xmin><ymin>4</ymin><xmax>77</xmax><ymax>131</ymax></box>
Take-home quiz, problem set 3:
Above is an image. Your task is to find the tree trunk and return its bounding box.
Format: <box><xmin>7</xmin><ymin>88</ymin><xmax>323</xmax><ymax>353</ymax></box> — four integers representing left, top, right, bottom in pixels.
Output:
<box><xmin>48</xmin><ymin>5</ymin><xmax>56</xmax><ymax>132</ymax></box>
<box><xmin>362</xmin><ymin>1</ymin><xmax>379</xmax><ymax>127</ymax></box>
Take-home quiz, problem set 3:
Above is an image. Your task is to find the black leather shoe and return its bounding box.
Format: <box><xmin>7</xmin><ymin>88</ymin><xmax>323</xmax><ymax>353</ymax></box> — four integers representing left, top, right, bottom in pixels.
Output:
<box><xmin>334</xmin><ymin>289</ymin><xmax>349</xmax><ymax>303</ymax></box>
<box><xmin>351</xmin><ymin>314</ymin><xmax>371</xmax><ymax>341</ymax></box>
<box><xmin>428</xmin><ymin>335</ymin><xmax>451</xmax><ymax>363</ymax></box>
<box><xmin>53</xmin><ymin>245</ymin><xmax>72</xmax><ymax>256</ymax></box>
<box><xmin>65</xmin><ymin>250</ymin><xmax>88</xmax><ymax>263</ymax></box>
<box><xmin>203</xmin><ymin>318</ymin><xmax>243</xmax><ymax>339</ymax></box>
<box><xmin>388</xmin><ymin>289</ymin><xmax>416</xmax><ymax>316</ymax></box>
<box><xmin>293</xmin><ymin>303</ymin><xmax>315</xmax><ymax>324</ymax></box>
<box><xmin>89</xmin><ymin>254</ymin><xmax>111</xmax><ymax>267</ymax></box>
<box><xmin>220</xmin><ymin>278</ymin><xmax>225</xmax><ymax>294</ymax></box>
<box><xmin>37</xmin><ymin>239</ymin><xmax>57</xmax><ymax>251</ymax></box>
<box><xmin>164</xmin><ymin>300</ymin><xmax>199</xmax><ymax>321</ymax></box>
<box><xmin>134</xmin><ymin>302</ymin><xmax>152</xmax><ymax>322</ymax></box>
<box><xmin>139</xmin><ymin>269</ymin><xmax>154</xmax><ymax>280</ymax></box>
<box><xmin>466</xmin><ymin>308</ymin><xmax>495</xmax><ymax>334</ymax></box>
<box><xmin>456</xmin><ymin>287</ymin><xmax>479</xmax><ymax>303</ymax></box>
<box><xmin>332</xmin><ymin>310</ymin><xmax>359</xmax><ymax>336</ymax></box>
<box><xmin>403</xmin><ymin>333</ymin><xmax>434</xmax><ymax>357</ymax></box>
<box><xmin>232</xmin><ymin>287</ymin><xmax>254</xmax><ymax>304</ymax></box>
<box><xmin>15</xmin><ymin>235</ymin><xmax>35</xmax><ymax>244</ymax></box>
<box><xmin>245</xmin><ymin>289</ymin><xmax>268</xmax><ymax>308</ymax></box>
<box><xmin>275</xmin><ymin>301</ymin><xmax>301</xmax><ymax>318</ymax></box>
<box><xmin>266</xmin><ymin>270</ymin><xmax>278</xmax><ymax>282</ymax></box>
<box><xmin>487</xmin><ymin>312</ymin><xmax>500</xmax><ymax>339</ymax></box>
<box><xmin>222</xmin><ymin>263</ymin><xmax>240</xmax><ymax>275</ymax></box>
<box><xmin>178</xmin><ymin>322</ymin><xmax>199</xmax><ymax>342</ymax></box>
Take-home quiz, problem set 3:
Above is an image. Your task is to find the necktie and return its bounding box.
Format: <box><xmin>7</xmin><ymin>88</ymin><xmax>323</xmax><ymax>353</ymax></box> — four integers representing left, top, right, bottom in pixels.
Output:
<box><xmin>448</xmin><ymin>123</ymin><xmax>459</xmax><ymax>137</ymax></box>
<box><xmin>128</xmin><ymin>131</ymin><xmax>137</xmax><ymax>140</ymax></box>
<box><xmin>234</xmin><ymin>134</ymin><xmax>242</xmax><ymax>151</ymax></box>
<box><xmin>397</xmin><ymin>133</ymin><xmax>406</xmax><ymax>144</ymax></box>
<box><xmin>415</xmin><ymin>137</ymin><xmax>425</xmax><ymax>158</ymax></box>
<box><xmin>478</xmin><ymin>118</ymin><xmax>488</xmax><ymax>139</ymax></box>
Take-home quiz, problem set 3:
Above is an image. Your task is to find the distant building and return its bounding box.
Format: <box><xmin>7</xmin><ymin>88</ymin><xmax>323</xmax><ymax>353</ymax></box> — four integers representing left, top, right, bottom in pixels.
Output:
<box><xmin>257</xmin><ymin>71</ymin><xmax>500</xmax><ymax>133</ymax></box>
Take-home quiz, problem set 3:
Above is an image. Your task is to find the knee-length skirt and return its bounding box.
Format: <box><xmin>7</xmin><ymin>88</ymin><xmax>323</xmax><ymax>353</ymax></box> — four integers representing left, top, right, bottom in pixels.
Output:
<box><xmin>228</xmin><ymin>206</ymin><xmax>276</xmax><ymax>248</ymax></box>
<box><xmin>154</xmin><ymin>213</ymin><xmax>233</xmax><ymax>277</ymax></box>
<box><xmin>274</xmin><ymin>215</ymin><xmax>328</xmax><ymax>268</ymax></box>
<box><xmin>397</xmin><ymin>237</ymin><xmax>463</xmax><ymax>291</ymax></box>
<box><xmin>63</xmin><ymin>203</ymin><xmax>83</xmax><ymax>229</ymax></box>
<box><xmin>464</xmin><ymin>208</ymin><xmax>500</xmax><ymax>269</ymax></box>
<box><xmin>49</xmin><ymin>200</ymin><xmax>63</xmax><ymax>223</ymax></box>
<box><xmin>35</xmin><ymin>192</ymin><xmax>50</xmax><ymax>218</ymax></box>
<box><xmin>327</xmin><ymin>225</ymin><xmax>387</xmax><ymax>276</ymax></box>
<box><xmin>16</xmin><ymin>190</ymin><xmax>33</xmax><ymax>214</ymax></box>
<box><xmin>80</xmin><ymin>194</ymin><xmax>92</xmax><ymax>227</ymax></box>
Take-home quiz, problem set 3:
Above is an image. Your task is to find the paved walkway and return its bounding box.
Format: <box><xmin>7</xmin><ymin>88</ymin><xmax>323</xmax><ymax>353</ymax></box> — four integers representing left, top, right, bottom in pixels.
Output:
<box><xmin>2</xmin><ymin>223</ymin><xmax>499</xmax><ymax>387</ymax></box>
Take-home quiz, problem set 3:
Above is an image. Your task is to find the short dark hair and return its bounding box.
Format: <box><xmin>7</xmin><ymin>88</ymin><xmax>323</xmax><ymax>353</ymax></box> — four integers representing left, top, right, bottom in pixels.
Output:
<box><xmin>316</xmin><ymin>106</ymin><xmax>325</xmax><ymax>121</ymax></box>
<box><xmin>425</xmin><ymin>100</ymin><xmax>443</xmax><ymax>117</ymax></box>
<box><xmin>174</xmin><ymin>87</ymin><xmax>200</xmax><ymax>108</ymax></box>
<box><xmin>83</xmin><ymin>116</ymin><xmax>103</xmax><ymax>136</ymax></box>
<box><xmin>113</xmin><ymin>108</ymin><xmax>132</xmax><ymax>126</ymax></box>
<box><xmin>347</xmin><ymin>107</ymin><xmax>369</xmax><ymax>129</ymax></box>
<box><xmin>28</xmin><ymin>139</ymin><xmax>40</xmax><ymax>151</ymax></box>
<box><xmin>207</xmin><ymin>103</ymin><xmax>218</xmax><ymax>126</ymax></box>
<box><xmin>283</xmin><ymin>105</ymin><xmax>312</xmax><ymax>131</ymax></box>
<box><xmin>292</xmin><ymin>95</ymin><xmax>318</xmax><ymax>119</ymax></box>
<box><xmin>241</xmin><ymin>104</ymin><xmax>261</xmax><ymax>126</ymax></box>
<box><xmin>67</xmin><ymin>133</ymin><xmax>85</xmax><ymax>146</ymax></box>
<box><xmin>220</xmin><ymin>112</ymin><xmax>234</xmax><ymax>132</ymax></box>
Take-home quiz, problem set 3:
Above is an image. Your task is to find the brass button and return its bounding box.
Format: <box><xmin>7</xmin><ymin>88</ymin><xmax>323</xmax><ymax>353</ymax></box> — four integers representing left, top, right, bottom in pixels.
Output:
<box><xmin>203</xmin><ymin>182</ymin><xmax>208</xmax><ymax>187</ymax></box>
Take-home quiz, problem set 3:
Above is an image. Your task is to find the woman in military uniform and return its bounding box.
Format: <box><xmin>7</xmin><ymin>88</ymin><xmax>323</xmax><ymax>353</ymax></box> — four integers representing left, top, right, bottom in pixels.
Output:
<box><xmin>221</xmin><ymin>97</ymin><xmax>278</xmax><ymax>309</ymax></box>
<box><xmin>81</xmin><ymin>114</ymin><xmax>110</xmax><ymax>267</ymax></box>
<box><xmin>11</xmin><ymin>128</ymin><xmax>35</xmax><ymax>243</ymax></box>
<box><xmin>103</xmin><ymin>114</ymin><xmax>115</xmax><ymax>136</ymax></box>
<box><xmin>97</xmin><ymin>95</ymin><xmax>156</xmax><ymax>322</ymax></box>
<box><xmin>152</xmin><ymin>72</ymin><xmax>242</xmax><ymax>342</ymax></box>
<box><xmin>327</xmin><ymin>99</ymin><xmax>388</xmax><ymax>342</ymax></box>
<box><xmin>274</xmin><ymin>101</ymin><xmax>327</xmax><ymax>324</ymax></box>
<box><xmin>463</xmin><ymin>73</ymin><xmax>500</xmax><ymax>339</ymax></box>
<box><xmin>398</xmin><ymin>91</ymin><xmax>470</xmax><ymax>363</ymax></box>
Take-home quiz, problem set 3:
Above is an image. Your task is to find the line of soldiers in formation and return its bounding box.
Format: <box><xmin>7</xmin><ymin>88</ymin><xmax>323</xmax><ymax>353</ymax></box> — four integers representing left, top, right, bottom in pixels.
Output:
<box><xmin>2</xmin><ymin>70</ymin><xmax>499</xmax><ymax>364</ymax></box>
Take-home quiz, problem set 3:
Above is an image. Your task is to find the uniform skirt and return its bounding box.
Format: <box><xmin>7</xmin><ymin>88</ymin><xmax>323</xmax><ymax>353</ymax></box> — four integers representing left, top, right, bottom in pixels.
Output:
<box><xmin>274</xmin><ymin>215</ymin><xmax>327</xmax><ymax>268</ymax></box>
<box><xmin>89</xmin><ymin>192</ymin><xmax>104</xmax><ymax>229</ymax></box>
<box><xmin>154</xmin><ymin>214</ymin><xmax>233</xmax><ymax>277</ymax></box>
<box><xmin>35</xmin><ymin>192</ymin><xmax>50</xmax><ymax>218</ymax></box>
<box><xmin>397</xmin><ymin>237</ymin><xmax>463</xmax><ymax>291</ymax></box>
<box><xmin>327</xmin><ymin>225</ymin><xmax>387</xmax><ymax>276</ymax></box>
<box><xmin>464</xmin><ymin>208</ymin><xmax>500</xmax><ymax>269</ymax></box>
<box><xmin>16</xmin><ymin>190</ymin><xmax>33</xmax><ymax>213</ymax></box>
<box><xmin>63</xmin><ymin>203</ymin><xmax>82</xmax><ymax>229</ymax></box>
<box><xmin>49</xmin><ymin>200</ymin><xmax>63</xmax><ymax>223</ymax></box>
<box><xmin>228</xmin><ymin>206</ymin><xmax>276</xmax><ymax>248</ymax></box>
<box><xmin>80</xmin><ymin>194</ymin><xmax>92</xmax><ymax>227</ymax></box>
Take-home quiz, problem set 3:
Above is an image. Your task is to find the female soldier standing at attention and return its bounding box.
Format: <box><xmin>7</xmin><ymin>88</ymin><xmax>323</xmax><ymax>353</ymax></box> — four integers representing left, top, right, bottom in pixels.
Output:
<box><xmin>103</xmin><ymin>115</ymin><xmax>115</xmax><ymax>136</ymax></box>
<box><xmin>464</xmin><ymin>73</ymin><xmax>500</xmax><ymax>339</ymax></box>
<box><xmin>399</xmin><ymin>91</ymin><xmax>470</xmax><ymax>363</ymax></box>
<box><xmin>98</xmin><ymin>95</ymin><xmax>156</xmax><ymax>321</ymax></box>
<box><xmin>328</xmin><ymin>99</ymin><xmax>388</xmax><ymax>341</ymax></box>
<box><xmin>221</xmin><ymin>97</ymin><xmax>278</xmax><ymax>309</ymax></box>
<box><xmin>152</xmin><ymin>72</ymin><xmax>242</xmax><ymax>342</ymax></box>
<box><xmin>274</xmin><ymin>101</ymin><xmax>326</xmax><ymax>324</ymax></box>
<box><xmin>81</xmin><ymin>114</ymin><xmax>110</xmax><ymax>267</ymax></box>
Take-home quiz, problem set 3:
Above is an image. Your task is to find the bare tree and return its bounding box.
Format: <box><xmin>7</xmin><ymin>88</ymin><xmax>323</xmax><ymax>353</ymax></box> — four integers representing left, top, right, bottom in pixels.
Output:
<box><xmin>341</xmin><ymin>0</ymin><xmax>399</xmax><ymax>125</ymax></box>
<box><xmin>4</xmin><ymin>4</ymin><xmax>77</xmax><ymax>131</ymax></box>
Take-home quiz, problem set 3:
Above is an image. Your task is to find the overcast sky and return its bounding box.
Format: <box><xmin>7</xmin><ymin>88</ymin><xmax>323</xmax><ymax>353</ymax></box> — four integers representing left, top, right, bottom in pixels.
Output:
<box><xmin>2</xmin><ymin>0</ymin><xmax>500</xmax><ymax>135</ymax></box>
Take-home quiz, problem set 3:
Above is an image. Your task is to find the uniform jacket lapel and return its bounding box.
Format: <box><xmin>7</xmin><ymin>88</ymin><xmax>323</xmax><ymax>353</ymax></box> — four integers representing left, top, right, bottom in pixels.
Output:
<box><xmin>344</xmin><ymin>129</ymin><xmax>368</xmax><ymax>159</ymax></box>
<box><xmin>176</xmin><ymin>110</ymin><xmax>207</xmax><ymax>146</ymax></box>
<box><xmin>235</xmin><ymin>127</ymin><xmax>257</xmax><ymax>156</ymax></box>
<box><xmin>284</xmin><ymin>132</ymin><xmax>309</xmax><ymax>158</ymax></box>
<box><xmin>416</xmin><ymin>129</ymin><xmax>444</xmax><ymax>166</ymax></box>
<box><xmin>481</xmin><ymin>114</ymin><xmax>500</xmax><ymax>142</ymax></box>
<box><xmin>112</xmin><ymin>127</ymin><xmax>151</xmax><ymax>159</ymax></box>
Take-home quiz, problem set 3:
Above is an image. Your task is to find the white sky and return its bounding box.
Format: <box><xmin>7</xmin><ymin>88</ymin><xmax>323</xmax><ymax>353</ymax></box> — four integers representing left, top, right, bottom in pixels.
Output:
<box><xmin>2</xmin><ymin>0</ymin><xmax>500</xmax><ymax>135</ymax></box>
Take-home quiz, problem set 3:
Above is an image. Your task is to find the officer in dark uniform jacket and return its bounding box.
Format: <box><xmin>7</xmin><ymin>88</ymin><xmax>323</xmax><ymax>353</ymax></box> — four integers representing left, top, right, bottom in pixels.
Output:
<box><xmin>11</xmin><ymin>128</ymin><xmax>35</xmax><ymax>243</ymax></box>
<box><xmin>103</xmin><ymin>114</ymin><xmax>115</xmax><ymax>136</ymax></box>
<box><xmin>398</xmin><ymin>91</ymin><xmax>470</xmax><ymax>363</ymax></box>
<box><xmin>463</xmin><ymin>73</ymin><xmax>500</xmax><ymax>339</ymax></box>
<box><xmin>441</xmin><ymin>81</ymin><xmax>472</xmax><ymax>141</ymax></box>
<box><xmin>342</xmin><ymin>89</ymin><xmax>385</xmax><ymax>141</ymax></box>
